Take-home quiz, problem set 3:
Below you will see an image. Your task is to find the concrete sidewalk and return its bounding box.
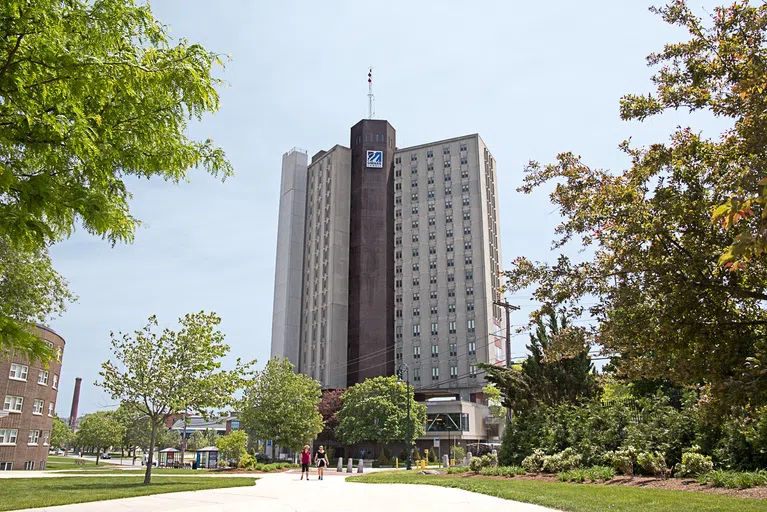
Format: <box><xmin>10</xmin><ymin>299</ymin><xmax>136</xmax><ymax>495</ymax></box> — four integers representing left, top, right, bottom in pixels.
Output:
<box><xmin>12</xmin><ymin>471</ymin><xmax>558</xmax><ymax>511</ymax></box>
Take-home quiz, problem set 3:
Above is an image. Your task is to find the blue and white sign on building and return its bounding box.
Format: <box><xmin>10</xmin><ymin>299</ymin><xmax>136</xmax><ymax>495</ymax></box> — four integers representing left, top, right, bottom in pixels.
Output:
<box><xmin>366</xmin><ymin>150</ymin><xmax>383</xmax><ymax>168</ymax></box>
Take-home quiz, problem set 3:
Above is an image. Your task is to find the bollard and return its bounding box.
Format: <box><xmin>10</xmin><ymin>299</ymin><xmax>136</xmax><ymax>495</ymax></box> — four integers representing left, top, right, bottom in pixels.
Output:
<box><xmin>337</xmin><ymin>457</ymin><xmax>343</xmax><ymax>472</ymax></box>
<box><xmin>491</xmin><ymin>449</ymin><xmax>498</xmax><ymax>457</ymax></box>
<box><xmin>347</xmin><ymin>457</ymin><xmax>353</xmax><ymax>473</ymax></box>
<box><xmin>357</xmin><ymin>459</ymin><xmax>364</xmax><ymax>473</ymax></box>
<box><xmin>421</xmin><ymin>459</ymin><xmax>426</xmax><ymax>470</ymax></box>
<box><xmin>443</xmin><ymin>455</ymin><xmax>449</xmax><ymax>468</ymax></box>
<box><xmin>450</xmin><ymin>459</ymin><xmax>455</xmax><ymax>467</ymax></box>
<box><xmin>467</xmin><ymin>452</ymin><xmax>473</xmax><ymax>459</ymax></box>
<box><xmin>395</xmin><ymin>457</ymin><xmax>399</xmax><ymax>469</ymax></box>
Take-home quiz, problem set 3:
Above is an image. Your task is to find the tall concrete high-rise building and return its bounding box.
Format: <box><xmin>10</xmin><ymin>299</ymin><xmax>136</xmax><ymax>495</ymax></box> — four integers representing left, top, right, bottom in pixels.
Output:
<box><xmin>392</xmin><ymin>135</ymin><xmax>506</xmax><ymax>400</ymax></box>
<box><xmin>270</xmin><ymin>149</ymin><xmax>309</xmax><ymax>368</ymax></box>
<box><xmin>297</xmin><ymin>146</ymin><xmax>352</xmax><ymax>389</ymax></box>
<box><xmin>270</xmin><ymin>121</ymin><xmax>506</xmax><ymax>413</ymax></box>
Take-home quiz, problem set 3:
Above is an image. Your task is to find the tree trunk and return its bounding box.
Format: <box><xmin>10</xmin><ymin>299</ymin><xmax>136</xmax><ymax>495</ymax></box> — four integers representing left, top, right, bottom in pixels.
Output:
<box><xmin>144</xmin><ymin>422</ymin><xmax>157</xmax><ymax>485</ymax></box>
<box><xmin>271</xmin><ymin>440</ymin><xmax>275</xmax><ymax>461</ymax></box>
<box><xmin>179</xmin><ymin>413</ymin><xmax>188</xmax><ymax>469</ymax></box>
<box><xmin>96</xmin><ymin>449</ymin><xmax>100</xmax><ymax>466</ymax></box>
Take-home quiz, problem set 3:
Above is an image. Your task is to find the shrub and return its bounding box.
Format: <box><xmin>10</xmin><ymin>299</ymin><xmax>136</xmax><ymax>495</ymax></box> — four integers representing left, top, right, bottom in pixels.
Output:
<box><xmin>559</xmin><ymin>466</ymin><xmax>616</xmax><ymax>483</ymax></box>
<box><xmin>604</xmin><ymin>446</ymin><xmax>637</xmax><ymax>476</ymax></box>
<box><xmin>521</xmin><ymin>449</ymin><xmax>546</xmax><ymax>473</ymax></box>
<box><xmin>637</xmin><ymin>451</ymin><xmax>668</xmax><ymax>477</ymax></box>
<box><xmin>674</xmin><ymin>446</ymin><xmax>713</xmax><ymax>477</ymax></box>
<box><xmin>558</xmin><ymin>468</ymin><xmax>588</xmax><ymax>482</ymax></box>
<box><xmin>481</xmin><ymin>453</ymin><xmax>498</xmax><ymax>468</ymax></box>
<box><xmin>469</xmin><ymin>456</ymin><xmax>483</xmax><ymax>472</ymax></box>
<box><xmin>238</xmin><ymin>453</ymin><xmax>256</xmax><ymax>470</ymax></box>
<box><xmin>451</xmin><ymin>446</ymin><xmax>466</xmax><ymax>461</ymax></box>
<box><xmin>427</xmin><ymin>449</ymin><xmax>437</xmax><ymax>463</ymax></box>
<box><xmin>480</xmin><ymin>465</ymin><xmax>527</xmax><ymax>477</ymax></box>
<box><xmin>587</xmin><ymin>465</ymin><xmax>616</xmax><ymax>481</ymax></box>
<box><xmin>447</xmin><ymin>466</ymin><xmax>471</xmax><ymax>474</ymax></box>
<box><xmin>541</xmin><ymin>448</ymin><xmax>582</xmax><ymax>473</ymax></box>
<box><xmin>698</xmin><ymin>469</ymin><xmax>767</xmax><ymax>489</ymax></box>
<box><xmin>377</xmin><ymin>451</ymin><xmax>390</xmax><ymax>466</ymax></box>
<box><xmin>413</xmin><ymin>446</ymin><xmax>421</xmax><ymax>461</ymax></box>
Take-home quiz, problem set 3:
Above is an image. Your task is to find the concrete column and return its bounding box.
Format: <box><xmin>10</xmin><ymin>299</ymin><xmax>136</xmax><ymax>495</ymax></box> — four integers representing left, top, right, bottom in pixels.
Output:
<box><xmin>337</xmin><ymin>457</ymin><xmax>343</xmax><ymax>472</ymax></box>
<box><xmin>347</xmin><ymin>458</ymin><xmax>353</xmax><ymax>473</ymax></box>
<box><xmin>443</xmin><ymin>455</ymin><xmax>450</xmax><ymax>468</ymax></box>
<box><xmin>357</xmin><ymin>459</ymin><xmax>364</xmax><ymax>473</ymax></box>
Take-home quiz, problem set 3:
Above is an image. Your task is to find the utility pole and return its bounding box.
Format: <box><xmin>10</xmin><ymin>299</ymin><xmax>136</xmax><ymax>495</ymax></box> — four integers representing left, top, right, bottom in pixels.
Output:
<box><xmin>493</xmin><ymin>301</ymin><xmax>520</xmax><ymax>367</ymax></box>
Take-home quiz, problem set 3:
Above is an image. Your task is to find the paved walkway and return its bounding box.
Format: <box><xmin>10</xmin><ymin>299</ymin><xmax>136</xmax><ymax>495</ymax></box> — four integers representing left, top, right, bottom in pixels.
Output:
<box><xmin>13</xmin><ymin>470</ymin><xmax>558</xmax><ymax>511</ymax></box>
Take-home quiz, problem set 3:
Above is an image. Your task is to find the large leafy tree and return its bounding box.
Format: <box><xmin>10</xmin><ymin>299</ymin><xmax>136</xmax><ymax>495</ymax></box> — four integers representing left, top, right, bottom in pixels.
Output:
<box><xmin>505</xmin><ymin>1</ymin><xmax>767</xmax><ymax>412</ymax></box>
<box><xmin>75</xmin><ymin>411</ymin><xmax>123</xmax><ymax>465</ymax></box>
<box><xmin>239</xmin><ymin>358</ymin><xmax>324</xmax><ymax>460</ymax></box>
<box><xmin>336</xmin><ymin>376</ymin><xmax>426</xmax><ymax>455</ymax></box>
<box><xmin>0</xmin><ymin>238</ymin><xmax>74</xmax><ymax>362</ymax></box>
<box><xmin>98</xmin><ymin>312</ymin><xmax>250</xmax><ymax>484</ymax></box>
<box><xmin>482</xmin><ymin>312</ymin><xmax>598</xmax><ymax>413</ymax></box>
<box><xmin>50</xmin><ymin>414</ymin><xmax>74</xmax><ymax>451</ymax></box>
<box><xmin>0</xmin><ymin>0</ymin><xmax>231</xmax><ymax>361</ymax></box>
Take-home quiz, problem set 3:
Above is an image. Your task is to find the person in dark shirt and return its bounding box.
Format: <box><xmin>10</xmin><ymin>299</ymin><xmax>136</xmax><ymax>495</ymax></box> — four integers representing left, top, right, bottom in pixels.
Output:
<box><xmin>300</xmin><ymin>445</ymin><xmax>311</xmax><ymax>480</ymax></box>
<box><xmin>314</xmin><ymin>445</ymin><xmax>329</xmax><ymax>480</ymax></box>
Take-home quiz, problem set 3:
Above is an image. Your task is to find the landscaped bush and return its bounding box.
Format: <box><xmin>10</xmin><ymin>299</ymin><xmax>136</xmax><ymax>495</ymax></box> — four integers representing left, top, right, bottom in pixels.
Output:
<box><xmin>447</xmin><ymin>466</ymin><xmax>471</xmax><ymax>474</ymax></box>
<box><xmin>637</xmin><ymin>451</ymin><xmax>668</xmax><ymax>477</ymax></box>
<box><xmin>238</xmin><ymin>453</ymin><xmax>255</xmax><ymax>470</ymax></box>
<box><xmin>451</xmin><ymin>446</ymin><xmax>466</xmax><ymax>461</ymax></box>
<box><xmin>558</xmin><ymin>466</ymin><xmax>616</xmax><ymax>483</ymax></box>
<box><xmin>541</xmin><ymin>448</ymin><xmax>582</xmax><ymax>473</ymax></box>
<box><xmin>521</xmin><ymin>449</ymin><xmax>547</xmax><ymax>473</ymax></box>
<box><xmin>479</xmin><ymin>465</ymin><xmax>526</xmax><ymax>477</ymax></box>
<box><xmin>697</xmin><ymin>469</ymin><xmax>767</xmax><ymax>489</ymax></box>
<box><xmin>468</xmin><ymin>454</ymin><xmax>497</xmax><ymax>473</ymax></box>
<box><xmin>674</xmin><ymin>446</ymin><xmax>714</xmax><ymax>477</ymax></box>
<box><xmin>604</xmin><ymin>446</ymin><xmax>637</xmax><ymax>476</ymax></box>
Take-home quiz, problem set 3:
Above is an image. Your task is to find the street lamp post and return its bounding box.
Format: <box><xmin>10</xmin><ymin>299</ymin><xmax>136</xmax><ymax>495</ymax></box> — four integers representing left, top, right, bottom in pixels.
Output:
<box><xmin>397</xmin><ymin>363</ymin><xmax>412</xmax><ymax>470</ymax></box>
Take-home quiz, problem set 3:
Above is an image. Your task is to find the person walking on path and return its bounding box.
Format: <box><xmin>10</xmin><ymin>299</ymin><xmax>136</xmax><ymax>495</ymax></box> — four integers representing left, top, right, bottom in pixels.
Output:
<box><xmin>315</xmin><ymin>445</ymin><xmax>329</xmax><ymax>480</ymax></box>
<box><xmin>300</xmin><ymin>445</ymin><xmax>312</xmax><ymax>481</ymax></box>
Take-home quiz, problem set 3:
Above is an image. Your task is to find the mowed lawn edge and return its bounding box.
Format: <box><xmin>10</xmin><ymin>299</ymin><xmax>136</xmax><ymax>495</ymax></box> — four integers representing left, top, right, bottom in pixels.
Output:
<box><xmin>0</xmin><ymin>476</ymin><xmax>257</xmax><ymax>511</ymax></box>
<box><xmin>346</xmin><ymin>471</ymin><xmax>767</xmax><ymax>512</ymax></box>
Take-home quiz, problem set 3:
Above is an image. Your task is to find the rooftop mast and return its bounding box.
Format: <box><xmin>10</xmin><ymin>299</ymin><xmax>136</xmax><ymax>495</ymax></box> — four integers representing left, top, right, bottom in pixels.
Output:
<box><xmin>368</xmin><ymin>67</ymin><xmax>375</xmax><ymax>119</ymax></box>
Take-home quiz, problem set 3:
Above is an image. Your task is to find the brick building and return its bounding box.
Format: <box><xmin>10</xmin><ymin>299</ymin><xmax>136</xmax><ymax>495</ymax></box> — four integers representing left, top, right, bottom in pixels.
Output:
<box><xmin>0</xmin><ymin>325</ymin><xmax>65</xmax><ymax>470</ymax></box>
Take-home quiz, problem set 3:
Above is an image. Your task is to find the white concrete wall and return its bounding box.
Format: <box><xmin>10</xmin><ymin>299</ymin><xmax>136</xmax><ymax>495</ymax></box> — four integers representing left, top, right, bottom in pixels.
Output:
<box><xmin>270</xmin><ymin>149</ymin><xmax>308</xmax><ymax>369</ymax></box>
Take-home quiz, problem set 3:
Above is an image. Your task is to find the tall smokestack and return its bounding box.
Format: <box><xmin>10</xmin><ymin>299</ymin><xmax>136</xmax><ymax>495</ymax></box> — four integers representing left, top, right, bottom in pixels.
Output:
<box><xmin>69</xmin><ymin>377</ymin><xmax>82</xmax><ymax>431</ymax></box>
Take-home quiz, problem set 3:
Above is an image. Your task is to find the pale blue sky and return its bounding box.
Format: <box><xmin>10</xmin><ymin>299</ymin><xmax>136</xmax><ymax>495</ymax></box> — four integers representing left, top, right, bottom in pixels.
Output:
<box><xmin>49</xmin><ymin>0</ymin><xmax>719</xmax><ymax>415</ymax></box>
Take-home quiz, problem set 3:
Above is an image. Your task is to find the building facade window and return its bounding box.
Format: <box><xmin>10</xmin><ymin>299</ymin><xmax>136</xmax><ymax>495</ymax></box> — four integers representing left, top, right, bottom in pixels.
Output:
<box><xmin>413</xmin><ymin>345</ymin><xmax>421</xmax><ymax>359</ymax></box>
<box><xmin>3</xmin><ymin>396</ymin><xmax>23</xmax><ymax>413</ymax></box>
<box><xmin>48</xmin><ymin>402</ymin><xmax>54</xmax><ymax>416</ymax></box>
<box><xmin>37</xmin><ymin>370</ymin><xmax>49</xmax><ymax>385</ymax></box>
<box><xmin>33</xmin><ymin>399</ymin><xmax>44</xmax><ymax>415</ymax></box>
<box><xmin>28</xmin><ymin>430</ymin><xmax>40</xmax><ymax>445</ymax></box>
<box><xmin>0</xmin><ymin>462</ymin><xmax>12</xmax><ymax>470</ymax></box>
<box><xmin>0</xmin><ymin>429</ymin><xmax>18</xmax><ymax>445</ymax></box>
<box><xmin>52</xmin><ymin>374</ymin><xmax>58</xmax><ymax>389</ymax></box>
<box><xmin>431</xmin><ymin>323</ymin><xmax>438</xmax><ymax>336</ymax></box>
<box><xmin>468</xmin><ymin>341</ymin><xmax>477</xmax><ymax>355</ymax></box>
<box><xmin>450</xmin><ymin>343</ymin><xmax>457</xmax><ymax>357</ymax></box>
<box><xmin>24</xmin><ymin>461</ymin><xmax>34</xmax><ymax>470</ymax></box>
<box><xmin>9</xmin><ymin>364</ymin><xmax>28</xmax><ymax>381</ymax></box>
<box><xmin>432</xmin><ymin>367</ymin><xmax>439</xmax><ymax>380</ymax></box>
<box><xmin>413</xmin><ymin>368</ymin><xmax>421</xmax><ymax>382</ymax></box>
<box><xmin>467</xmin><ymin>319</ymin><xmax>476</xmax><ymax>332</ymax></box>
<box><xmin>450</xmin><ymin>365</ymin><xmax>458</xmax><ymax>379</ymax></box>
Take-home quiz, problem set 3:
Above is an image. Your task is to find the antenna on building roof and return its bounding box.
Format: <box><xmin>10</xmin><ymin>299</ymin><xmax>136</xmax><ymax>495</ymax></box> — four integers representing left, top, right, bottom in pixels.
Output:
<box><xmin>368</xmin><ymin>67</ymin><xmax>375</xmax><ymax>119</ymax></box>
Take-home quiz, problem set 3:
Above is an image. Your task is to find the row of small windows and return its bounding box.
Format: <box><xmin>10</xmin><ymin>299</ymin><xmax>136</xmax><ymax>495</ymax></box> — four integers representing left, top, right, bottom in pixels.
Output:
<box><xmin>3</xmin><ymin>395</ymin><xmax>55</xmax><ymax>417</ymax></box>
<box><xmin>394</xmin><ymin>143</ymin><xmax>469</xmax><ymax>164</ymax></box>
<box><xmin>9</xmin><ymin>364</ymin><xmax>58</xmax><ymax>388</ymax></box>
<box><xmin>0</xmin><ymin>428</ymin><xmax>50</xmax><ymax>448</ymax></box>
<box><xmin>408</xmin><ymin>319</ymin><xmax>475</xmax><ymax>337</ymax></box>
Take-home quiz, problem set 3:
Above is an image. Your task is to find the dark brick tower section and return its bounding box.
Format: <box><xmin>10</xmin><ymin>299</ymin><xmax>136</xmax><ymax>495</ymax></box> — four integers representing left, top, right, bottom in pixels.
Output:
<box><xmin>347</xmin><ymin>119</ymin><xmax>396</xmax><ymax>385</ymax></box>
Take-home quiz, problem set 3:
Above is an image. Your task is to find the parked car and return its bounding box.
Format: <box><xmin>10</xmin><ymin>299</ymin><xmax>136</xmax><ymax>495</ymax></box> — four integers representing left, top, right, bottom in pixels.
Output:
<box><xmin>101</xmin><ymin>453</ymin><xmax>111</xmax><ymax>459</ymax></box>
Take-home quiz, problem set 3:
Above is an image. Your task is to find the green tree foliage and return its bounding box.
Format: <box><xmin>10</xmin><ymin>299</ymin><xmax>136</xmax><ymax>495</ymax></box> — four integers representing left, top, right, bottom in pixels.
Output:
<box><xmin>482</xmin><ymin>383</ymin><xmax>505</xmax><ymax>422</ymax></box>
<box><xmin>240</xmin><ymin>358</ymin><xmax>323</xmax><ymax>460</ymax></box>
<box><xmin>503</xmin><ymin>1</ymin><xmax>767</xmax><ymax>411</ymax></box>
<box><xmin>98</xmin><ymin>312</ymin><xmax>250</xmax><ymax>484</ymax></box>
<box><xmin>113</xmin><ymin>403</ymin><xmax>152</xmax><ymax>456</ymax></box>
<box><xmin>0</xmin><ymin>0</ymin><xmax>231</xmax><ymax>362</ymax></box>
<box><xmin>187</xmin><ymin>431</ymin><xmax>206</xmax><ymax>452</ymax></box>
<box><xmin>50</xmin><ymin>415</ymin><xmax>74</xmax><ymax>450</ymax></box>
<box><xmin>216</xmin><ymin>430</ymin><xmax>247</xmax><ymax>464</ymax></box>
<box><xmin>0</xmin><ymin>238</ymin><xmax>74</xmax><ymax>363</ymax></box>
<box><xmin>336</xmin><ymin>376</ymin><xmax>426</xmax><ymax>451</ymax></box>
<box><xmin>75</xmin><ymin>411</ymin><xmax>123</xmax><ymax>465</ymax></box>
<box><xmin>481</xmin><ymin>311</ymin><xmax>598</xmax><ymax>413</ymax></box>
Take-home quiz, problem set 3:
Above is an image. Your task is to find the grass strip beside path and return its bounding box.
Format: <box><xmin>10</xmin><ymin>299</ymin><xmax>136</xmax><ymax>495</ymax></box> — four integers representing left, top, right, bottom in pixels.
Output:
<box><xmin>348</xmin><ymin>472</ymin><xmax>767</xmax><ymax>512</ymax></box>
<box><xmin>0</xmin><ymin>476</ymin><xmax>256</xmax><ymax>511</ymax></box>
<box><xmin>44</xmin><ymin>456</ymin><xmax>113</xmax><ymax>471</ymax></box>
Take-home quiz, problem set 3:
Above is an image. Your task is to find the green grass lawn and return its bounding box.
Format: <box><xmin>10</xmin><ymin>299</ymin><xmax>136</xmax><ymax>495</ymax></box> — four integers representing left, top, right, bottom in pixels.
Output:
<box><xmin>59</xmin><ymin>468</ymin><xmax>215</xmax><ymax>475</ymax></box>
<box><xmin>0</xmin><ymin>476</ymin><xmax>256</xmax><ymax>511</ymax></box>
<box><xmin>348</xmin><ymin>471</ymin><xmax>767</xmax><ymax>512</ymax></box>
<box><xmin>44</xmin><ymin>456</ymin><xmax>113</xmax><ymax>471</ymax></box>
